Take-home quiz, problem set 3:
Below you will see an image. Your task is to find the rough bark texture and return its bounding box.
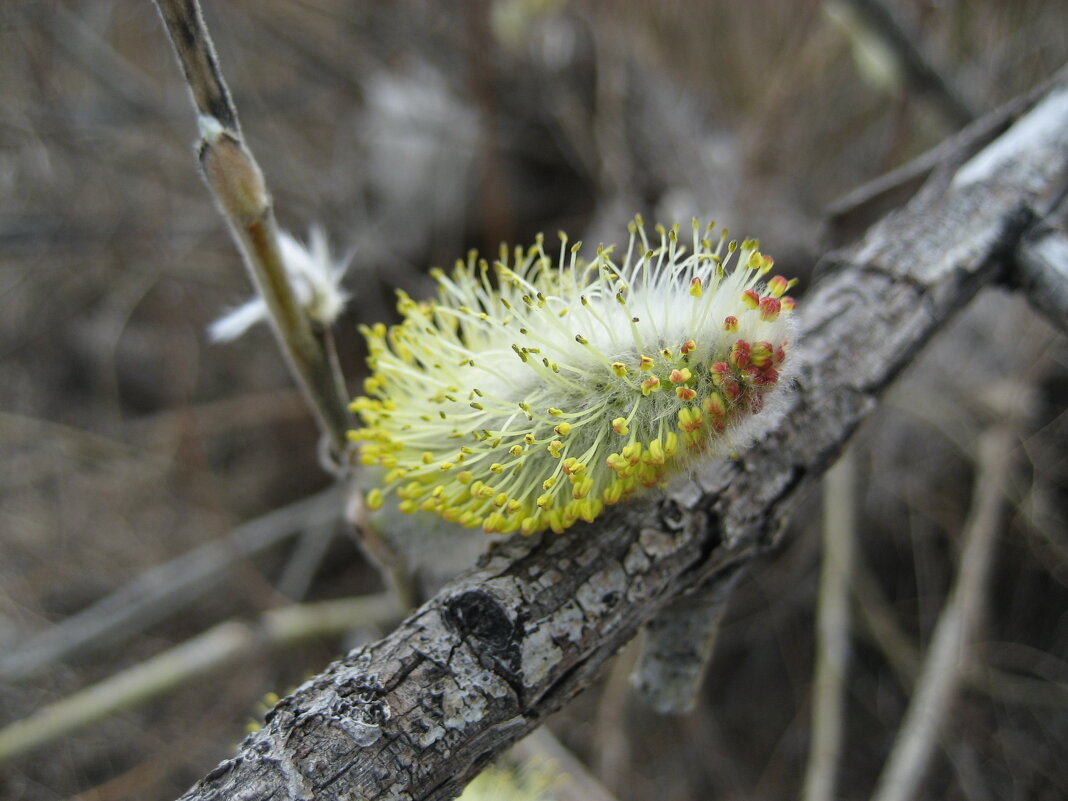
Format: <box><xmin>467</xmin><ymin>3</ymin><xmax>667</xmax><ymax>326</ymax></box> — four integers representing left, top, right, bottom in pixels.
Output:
<box><xmin>178</xmin><ymin>68</ymin><xmax>1068</xmax><ymax>801</ymax></box>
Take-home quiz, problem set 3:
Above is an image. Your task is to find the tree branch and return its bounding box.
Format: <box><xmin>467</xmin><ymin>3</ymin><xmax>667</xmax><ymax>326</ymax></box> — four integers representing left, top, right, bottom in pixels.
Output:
<box><xmin>176</xmin><ymin>67</ymin><xmax>1068</xmax><ymax>801</ymax></box>
<box><xmin>1015</xmin><ymin>222</ymin><xmax>1068</xmax><ymax>336</ymax></box>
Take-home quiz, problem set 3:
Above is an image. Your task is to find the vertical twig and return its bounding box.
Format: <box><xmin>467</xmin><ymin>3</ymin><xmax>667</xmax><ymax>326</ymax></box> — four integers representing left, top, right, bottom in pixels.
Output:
<box><xmin>345</xmin><ymin>488</ymin><xmax>421</xmax><ymax>611</ymax></box>
<box><xmin>803</xmin><ymin>449</ymin><xmax>857</xmax><ymax>801</ymax></box>
<box><xmin>870</xmin><ymin>424</ymin><xmax>1018</xmax><ymax>801</ymax></box>
<box><xmin>153</xmin><ymin>0</ymin><xmax>352</xmax><ymax>460</ymax></box>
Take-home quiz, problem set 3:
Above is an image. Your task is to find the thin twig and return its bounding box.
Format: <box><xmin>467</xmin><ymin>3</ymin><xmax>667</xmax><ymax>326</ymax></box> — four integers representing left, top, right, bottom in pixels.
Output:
<box><xmin>345</xmin><ymin>485</ymin><xmax>421</xmax><ymax>611</ymax></box>
<box><xmin>870</xmin><ymin>424</ymin><xmax>1018</xmax><ymax>801</ymax></box>
<box><xmin>152</xmin><ymin>0</ymin><xmax>417</xmax><ymax>606</ymax></box>
<box><xmin>802</xmin><ymin>449</ymin><xmax>856</xmax><ymax>801</ymax></box>
<box><xmin>276</xmin><ymin>522</ymin><xmax>337</xmax><ymax>601</ymax></box>
<box><xmin>0</xmin><ymin>594</ymin><xmax>401</xmax><ymax>764</ymax></box>
<box><xmin>153</xmin><ymin>0</ymin><xmax>352</xmax><ymax>459</ymax></box>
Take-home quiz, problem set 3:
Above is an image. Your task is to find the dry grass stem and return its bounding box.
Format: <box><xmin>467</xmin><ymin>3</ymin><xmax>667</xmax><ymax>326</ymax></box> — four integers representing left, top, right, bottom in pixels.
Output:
<box><xmin>870</xmin><ymin>424</ymin><xmax>1019</xmax><ymax>801</ymax></box>
<box><xmin>0</xmin><ymin>594</ymin><xmax>401</xmax><ymax>764</ymax></box>
<box><xmin>802</xmin><ymin>449</ymin><xmax>857</xmax><ymax>801</ymax></box>
<box><xmin>0</xmin><ymin>485</ymin><xmax>345</xmax><ymax>681</ymax></box>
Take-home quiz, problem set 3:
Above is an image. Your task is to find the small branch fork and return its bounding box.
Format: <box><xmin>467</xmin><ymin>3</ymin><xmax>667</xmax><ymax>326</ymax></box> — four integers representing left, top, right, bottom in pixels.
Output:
<box><xmin>153</xmin><ymin>0</ymin><xmax>352</xmax><ymax>459</ymax></box>
<box><xmin>171</xmin><ymin>66</ymin><xmax>1068</xmax><ymax>801</ymax></box>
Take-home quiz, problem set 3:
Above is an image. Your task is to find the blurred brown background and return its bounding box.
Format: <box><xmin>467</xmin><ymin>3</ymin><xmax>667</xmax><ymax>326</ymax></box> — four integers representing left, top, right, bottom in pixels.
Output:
<box><xmin>2</xmin><ymin>1</ymin><xmax>1068</xmax><ymax>799</ymax></box>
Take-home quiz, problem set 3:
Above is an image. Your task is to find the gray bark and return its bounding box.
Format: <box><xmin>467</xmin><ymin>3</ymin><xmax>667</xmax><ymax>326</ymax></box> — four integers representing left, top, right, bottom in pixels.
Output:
<box><xmin>1015</xmin><ymin>223</ymin><xmax>1068</xmax><ymax>336</ymax></box>
<box><xmin>630</xmin><ymin>570</ymin><xmax>744</xmax><ymax>714</ymax></box>
<box><xmin>177</xmin><ymin>67</ymin><xmax>1068</xmax><ymax>801</ymax></box>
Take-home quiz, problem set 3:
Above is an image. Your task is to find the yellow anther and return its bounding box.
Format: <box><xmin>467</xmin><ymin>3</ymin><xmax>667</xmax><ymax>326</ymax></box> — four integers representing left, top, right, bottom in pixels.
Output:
<box><xmin>572</xmin><ymin>475</ymin><xmax>594</xmax><ymax>500</ymax></box>
<box><xmin>562</xmin><ymin>457</ymin><xmax>586</xmax><ymax>477</ymax></box>
<box><xmin>678</xmin><ymin>406</ymin><xmax>702</xmax><ymax>433</ymax></box>
<box><xmin>639</xmin><ymin>355</ymin><xmax>655</xmax><ymax>371</ymax></box>
<box><xmin>622</xmin><ymin>442</ymin><xmax>643</xmax><ymax>464</ymax></box>
<box><xmin>366</xmin><ymin>489</ymin><xmax>384</xmax><ymax>510</ymax></box>
<box><xmin>603</xmin><ymin>481</ymin><xmax>624</xmax><ymax>504</ymax></box>
<box><xmin>554</xmin><ymin>422</ymin><xmax>572</xmax><ymax>436</ymax></box>
<box><xmin>612</xmin><ymin>417</ymin><xmax>629</xmax><ymax>435</ymax></box>
<box><xmin>611</xmin><ymin>362</ymin><xmax>628</xmax><ymax>377</ymax></box>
